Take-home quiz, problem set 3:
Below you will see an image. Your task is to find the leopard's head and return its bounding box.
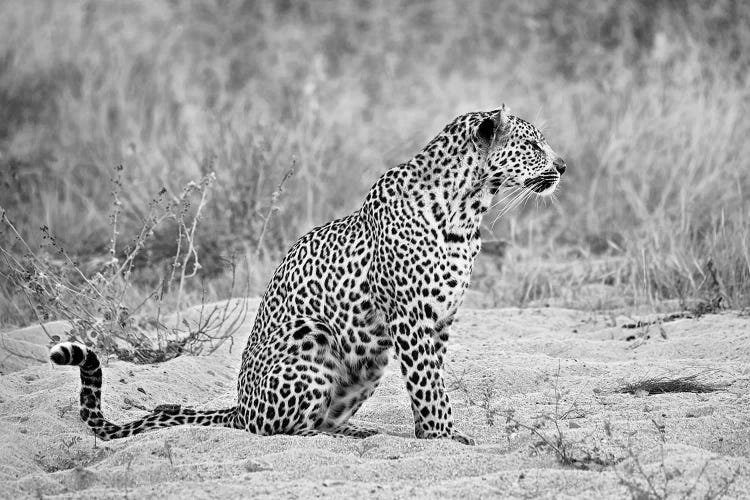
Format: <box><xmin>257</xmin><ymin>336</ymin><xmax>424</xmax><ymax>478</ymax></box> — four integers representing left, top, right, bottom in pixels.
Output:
<box><xmin>471</xmin><ymin>105</ymin><xmax>566</xmax><ymax>196</ymax></box>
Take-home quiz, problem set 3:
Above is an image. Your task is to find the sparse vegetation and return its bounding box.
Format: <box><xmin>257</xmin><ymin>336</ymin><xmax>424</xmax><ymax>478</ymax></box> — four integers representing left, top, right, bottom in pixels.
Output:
<box><xmin>615</xmin><ymin>421</ymin><xmax>740</xmax><ymax>500</ymax></box>
<box><xmin>502</xmin><ymin>366</ymin><xmax>607</xmax><ymax>470</ymax></box>
<box><xmin>447</xmin><ymin>364</ymin><xmax>617</xmax><ymax>470</ymax></box>
<box><xmin>447</xmin><ymin>364</ymin><xmax>741</xmax><ymax>496</ymax></box>
<box><xmin>618</xmin><ymin>446</ymin><xmax>740</xmax><ymax>500</ymax></box>
<box><xmin>33</xmin><ymin>436</ymin><xmax>111</xmax><ymax>473</ymax></box>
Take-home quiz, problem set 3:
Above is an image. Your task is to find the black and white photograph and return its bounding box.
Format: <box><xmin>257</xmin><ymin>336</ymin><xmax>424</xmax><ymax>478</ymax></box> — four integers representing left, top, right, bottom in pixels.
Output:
<box><xmin>1</xmin><ymin>1</ymin><xmax>748</xmax><ymax>498</ymax></box>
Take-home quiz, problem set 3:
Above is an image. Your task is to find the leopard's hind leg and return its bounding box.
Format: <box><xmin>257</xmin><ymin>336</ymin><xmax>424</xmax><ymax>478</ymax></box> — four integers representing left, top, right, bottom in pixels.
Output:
<box><xmin>238</xmin><ymin>319</ymin><xmax>345</xmax><ymax>436</ymax></box>
<box><xmin>239</xmin><ymin>319</ymin><xmax>386</xmax><ymax>439</ymax></box>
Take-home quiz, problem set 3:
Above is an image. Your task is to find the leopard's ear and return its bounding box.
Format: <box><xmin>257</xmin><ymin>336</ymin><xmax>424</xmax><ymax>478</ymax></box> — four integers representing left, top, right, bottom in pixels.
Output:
<box><xmin>495</xmin><ymin>104</ymin><xmax>511</xmax><ymax>138</ymax></box>
<box><xmin>475</xmin><ymin>116</ymin><xmax>495</xmax><ymax>151</ymax></box>
<box><xmin>474</xmin><ymin>104</ymin><xmax>512</xmax><ymax>152</ymax></box>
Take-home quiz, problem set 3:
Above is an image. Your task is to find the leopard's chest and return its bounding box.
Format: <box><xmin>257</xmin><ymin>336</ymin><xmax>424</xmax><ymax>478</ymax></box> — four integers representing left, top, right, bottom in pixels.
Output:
<box><xmin>420</xmin><ymin>237</ymin><xmax>480</xmax><ymax>320</ymax></box>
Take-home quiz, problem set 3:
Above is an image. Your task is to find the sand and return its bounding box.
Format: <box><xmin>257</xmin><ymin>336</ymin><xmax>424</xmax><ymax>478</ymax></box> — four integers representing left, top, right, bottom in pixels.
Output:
<box><xmin>1</xmin><ymin>300</ymin><xmax>749</xmax><ymax>499</ymax></box>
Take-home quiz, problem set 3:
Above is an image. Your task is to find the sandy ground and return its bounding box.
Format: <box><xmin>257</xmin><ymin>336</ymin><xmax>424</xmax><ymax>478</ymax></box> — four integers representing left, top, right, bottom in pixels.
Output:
<box><xmin>1</xmin><ymin>300</ymin><xmax>749</xmax><ymax>499</ymax></box>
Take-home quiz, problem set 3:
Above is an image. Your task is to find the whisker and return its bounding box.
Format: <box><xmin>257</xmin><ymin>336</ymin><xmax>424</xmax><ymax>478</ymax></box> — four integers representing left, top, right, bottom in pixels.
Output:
<box><xmin>486</xmin><ymin>168</ymin><xmax>561</xmax><ymax>228</ymax></box>
<box><xmin>487</xmin><ymin>188</ymin><xmax>521</xmax><ymax>216</ymax></box>
<box><xmin>491</xmin><ymin>188</ymin><xmax>531</xmax><ymax>227</ymax></box>
<box><xmin>491</xmin><ymin>191</ymin><xmax>525</xmax><ymax>228</ymax></box>
<box><xmin>488</xmin><ymin>186</ymin><xmax>521</xmax><ymax>212</ymax></box>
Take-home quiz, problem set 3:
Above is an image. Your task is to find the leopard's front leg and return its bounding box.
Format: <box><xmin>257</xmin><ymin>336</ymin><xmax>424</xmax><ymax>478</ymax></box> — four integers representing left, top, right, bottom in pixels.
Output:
<box><xmin>432</xmin><ymin>315</ymin><xmax>454</xmax><ymax>370</ymax></box>
<box><xmin>390</xmin><ymin>315</ymin><xmax>475</xmax><ymax>445</ymax></box>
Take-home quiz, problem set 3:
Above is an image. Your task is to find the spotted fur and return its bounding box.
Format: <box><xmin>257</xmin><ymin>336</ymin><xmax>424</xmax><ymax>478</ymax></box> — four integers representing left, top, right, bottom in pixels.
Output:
<box><xmin>51</xmin><ymin>106</ymin><xmax>565</xmax><ymax>444</ymax></box>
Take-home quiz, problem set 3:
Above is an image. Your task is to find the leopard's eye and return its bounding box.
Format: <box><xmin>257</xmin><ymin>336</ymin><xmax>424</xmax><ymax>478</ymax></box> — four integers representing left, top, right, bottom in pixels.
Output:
<box><xmin>528</xmin><ymin>140</ymin><xmax>543</xmax><ymax>152</ymax></box>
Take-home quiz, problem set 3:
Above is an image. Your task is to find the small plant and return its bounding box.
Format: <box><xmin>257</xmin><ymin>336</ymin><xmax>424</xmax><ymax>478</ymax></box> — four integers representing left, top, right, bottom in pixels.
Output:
<box><xmin>503</xmin><ymin>364</ymin><xmax>613</xmax><ymax>470</ymax></box>
<box><xmin>33</xmin><ymin>436</ymin><xmax>109</xmax><ymax>473</ymax></box>
<box><xmin>123</xmin><ymin>453</ymin><xmax>136</xmax><ymax>499</ymax></box>
<box><xmin>60</xmin><ymin>435</ymin><xmax>82</xmax><ymax>454</ymax></box>
<box><xmin>354</xmin><ymin>440</ymin><xmax>378</xmax><ymax>459</ymax></box>
<box><xmin>153</xmin><ymin>440</ymin><xmax>174</xmax><ymax>468</ymax></box>
<box><xmin>445</xmin><ymin>367</ymin><xmax>501</xmax><ymax>426</ymax></box>
<box><xmin>56</xmin><ymin>398</ymin><xmax>77</xmax><ymax>419</ymax></box>
<box><xmin>615</xmin><ymin>421</ymin><xmax>740</xmax><ymax>499</ymax></box>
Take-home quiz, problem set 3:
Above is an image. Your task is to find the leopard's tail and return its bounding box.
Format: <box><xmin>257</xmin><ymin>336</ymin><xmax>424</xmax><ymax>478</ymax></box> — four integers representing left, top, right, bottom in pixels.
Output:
<box><xmin>50</xmin><ymin>342</ymin><xmax>240</xmax><ymax>440</ymax></box>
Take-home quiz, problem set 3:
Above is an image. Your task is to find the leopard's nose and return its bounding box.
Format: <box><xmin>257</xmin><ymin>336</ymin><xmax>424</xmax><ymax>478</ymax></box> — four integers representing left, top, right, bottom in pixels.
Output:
<box><xmin>554</xmin><ymin>157</ymin><xmax>567</xmax><ymax>175</ymax></box>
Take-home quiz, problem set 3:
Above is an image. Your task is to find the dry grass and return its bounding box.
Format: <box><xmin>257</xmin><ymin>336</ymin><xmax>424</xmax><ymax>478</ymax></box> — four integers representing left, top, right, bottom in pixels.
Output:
<box><xmin>1</xmin><ymin>0</ymin><xmax>749</xmax><ymax>327</ymax></box>
<box><xmin>618</xmin><ymin>371</ymin><xmax>729</xmax><ymax>396</ymax></box>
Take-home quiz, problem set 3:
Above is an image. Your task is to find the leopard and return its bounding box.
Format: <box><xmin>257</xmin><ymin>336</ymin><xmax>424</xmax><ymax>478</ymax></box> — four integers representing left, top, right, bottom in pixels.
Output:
<box><xmin>51</xmin><ymin>105</ymin><xmax>566</xmax><ymax>445</ymax></box>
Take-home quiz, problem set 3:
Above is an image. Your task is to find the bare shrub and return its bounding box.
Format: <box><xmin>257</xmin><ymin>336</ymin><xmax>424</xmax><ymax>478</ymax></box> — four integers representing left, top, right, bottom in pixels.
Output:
<box><xmin>0</xmin><ymin>166</ymin><xmax>249</xmax><ymax>362</ymax></box>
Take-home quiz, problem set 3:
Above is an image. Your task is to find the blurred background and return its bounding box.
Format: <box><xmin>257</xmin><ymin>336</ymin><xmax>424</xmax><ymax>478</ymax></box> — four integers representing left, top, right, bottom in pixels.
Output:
<box><xmin>1</xmin><ymin>0</ymin><xmax>749</xmax><ymax>327</ymax></box>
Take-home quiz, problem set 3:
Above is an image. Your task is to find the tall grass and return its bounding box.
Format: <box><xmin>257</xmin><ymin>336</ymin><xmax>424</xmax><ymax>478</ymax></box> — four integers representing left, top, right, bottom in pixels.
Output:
<box><xmin>1</xmin><ymin>0</ymin><xmax>749</xmax><ymax>326</ymax></box>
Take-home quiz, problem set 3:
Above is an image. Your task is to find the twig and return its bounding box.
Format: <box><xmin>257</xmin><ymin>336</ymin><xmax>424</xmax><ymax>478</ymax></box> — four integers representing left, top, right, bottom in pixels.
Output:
<box><xmin>255</xmin><ymin>162</ymin><xmax>295</xmax><ymax>257</ymax></box>
<box><xmin>174</xmin><ymin>174</ymin><xmax>215</xmax><ymax>331</ymax></box>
